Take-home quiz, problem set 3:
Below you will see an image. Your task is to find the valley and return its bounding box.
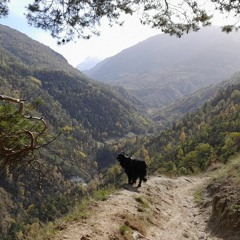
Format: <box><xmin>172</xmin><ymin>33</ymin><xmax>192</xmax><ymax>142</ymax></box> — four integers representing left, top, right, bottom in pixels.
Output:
<box><xmin>0</xmin><ymin>23</ymin><xmax>239</xmax><ymax>239</ymax></box>
<box><xmin>85</xmin><ymin>26</ymin><xmax>240</xmax><ymax>109</ymax></box>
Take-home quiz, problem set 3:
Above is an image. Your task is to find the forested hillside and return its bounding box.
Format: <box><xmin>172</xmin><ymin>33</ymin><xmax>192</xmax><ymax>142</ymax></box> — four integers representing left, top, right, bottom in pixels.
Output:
<box><xmin>152</xmin><ymin>73</ymin><xmax>240</xmax><ymax>130</ymax></box>
<box><xmin>0</xmin><ymin>24</ymin><xmax>152</xmax><ymax>239</ymax></box>
<box><xmin>145</xmin><ymin>75</ymin><xmax>240</xmax><ymax>236</ymax></box>
<box><xmin>42</xmin><ymin>74</ymin><xmax>240</xmax><ymax>239</ymax></box>
<box><xmin>0</xmin><ymin>24</ymin><xmax>151</xmax><ymax>139</ymax></box>
<box><xmin>86</xmin><ymin>26</ymin><xmax>240</xmax><ymax>108</ymax></box>
<box><xmin>143</xmin><ymin>74</ymin><xmax>240</xmax><ymax>175</ymax></box>
<box><xmin>0</xmin><ymin>23</ymin><xmax>240</xmax><ymax>239</ymax></box>
<box><xmin>104</xmin><ymin>73</ymin><xmax>240</xmax><ymax>177</ymax></box>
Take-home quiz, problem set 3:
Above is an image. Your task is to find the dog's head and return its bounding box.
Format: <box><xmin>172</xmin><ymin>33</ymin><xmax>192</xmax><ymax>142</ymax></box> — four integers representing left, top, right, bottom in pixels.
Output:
<box><xmin>117</xmin><ymin>152</ymin><xmax>127</xmax><ymax>168</ymax></box>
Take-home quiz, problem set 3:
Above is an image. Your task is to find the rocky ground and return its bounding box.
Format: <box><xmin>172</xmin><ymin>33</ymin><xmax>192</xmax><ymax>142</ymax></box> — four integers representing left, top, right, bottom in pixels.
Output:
<box><xmin>54</xmin><ymin>175</ymin><xmax>239</xmax><ymax>240</ymax></box>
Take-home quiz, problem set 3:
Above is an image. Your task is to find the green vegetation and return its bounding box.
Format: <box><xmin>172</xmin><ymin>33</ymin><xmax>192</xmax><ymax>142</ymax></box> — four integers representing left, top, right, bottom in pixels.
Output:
<box><xmin>204</xmin><ymin>157</ymin><xmax>240</xmax><ymax>237</ymax></box>
<box><xmin>0</xmin><ymin>23</ymin><xmax>240</xmax><ymax>240</ymax></box>
<box><xmin>210</xmin><ymin>157</ymin><xmax>240</xmax><ymax>183</ymax></box>
<box><xmin>92</xmin><ymin>187</ymin><xmax>115</xmax><ymax>201</ymax></box>
<box><xmin>2</xmin><ymin>1</ymin><xmax>240</xmax><ymax>45</ymax></box>
<box><xmin>232</xmin><ymin>205</ymin><xmax>240</xmax><ymax>215</ymax></box>
<box><xmin>194</xmin><ymin>188</ymin><xmax>205</xmax><ymax>205</ymax></box>
<box><xmin>0</xmin><ymin>24</ymin><xmax>152</xmax><ymax>239</ymax></box>
<box><xmin>119</xmin><ymin>214</ymin><xmax>148</xmax><ymax>240</ymax></box>
<box><xmin>135</xmin><ymin>196</ymin><xmax>150</xmax><ymax>212</ymax></box>
<box><xmin>0</xmin><ymin>25</ymin><xmax>151</xmax><ymax>140</ymax></box>
<box><xmin>87</xmin><ymin>27</ymin><xmax>240</xmax><ymax>109</ymax></box>
<box><xmin>119</xmin><ymin>224</ymin><xmax>133</xmax><ymax>239</ymax></box>
<box><xmin>6</xmin><ymin>186</ymin><xmax>115</xmax><ymax>240</ymax></box>
<box><xmin>143</xmin><ymin>76</ymin><xmax>240</xmax><ymax>175</ymax></box>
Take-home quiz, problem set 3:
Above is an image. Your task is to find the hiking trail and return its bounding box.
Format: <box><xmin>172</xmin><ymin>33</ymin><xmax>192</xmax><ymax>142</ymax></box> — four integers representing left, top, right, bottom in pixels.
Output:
<box><xmin>56</xmin><ymin>176</ymin><xmax>224</xmax><ymax>240</ymax></box>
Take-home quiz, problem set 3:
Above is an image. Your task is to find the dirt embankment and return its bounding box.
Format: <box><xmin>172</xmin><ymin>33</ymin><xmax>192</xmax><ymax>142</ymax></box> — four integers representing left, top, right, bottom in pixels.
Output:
<box><xmin>55</xmin><ymin>176</ymin><xmax>236</xmax><ymax>240</ymax></box>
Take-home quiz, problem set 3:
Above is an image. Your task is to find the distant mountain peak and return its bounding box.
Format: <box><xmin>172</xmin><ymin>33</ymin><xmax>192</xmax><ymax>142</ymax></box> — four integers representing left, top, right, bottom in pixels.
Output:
<box><xmin>76</xmin><ymin>56</ymin><xmax>102</xmax><ymax>71</ymax></box>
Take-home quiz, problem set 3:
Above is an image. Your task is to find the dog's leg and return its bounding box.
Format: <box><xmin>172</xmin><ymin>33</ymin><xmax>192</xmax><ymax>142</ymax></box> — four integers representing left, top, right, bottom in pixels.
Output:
<box><xmin>132</xmin><ymin>175</ymin><xmax>137</xmax><ymax>184</ymax></box>
<box><xmin>130</xmin><ymin>177</ymin><xmax>134</xmax><ymax>185</ymax></box>
<box><xmin>127</xmin><ymin>174</ymin><xmax>132</xmax><ymax>185</ymax></box>
<box><xmin>137</xmin><ymin>178</ymin><xmax>142</xmax><ymax>188</ymax></box>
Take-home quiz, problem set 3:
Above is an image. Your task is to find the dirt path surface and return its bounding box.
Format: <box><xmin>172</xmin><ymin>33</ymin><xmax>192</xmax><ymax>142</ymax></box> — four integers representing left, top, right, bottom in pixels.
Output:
<box><xmin>56</xmin><ymin>176</ymin><xmax>223</xmax><ymax>240</ymax></box>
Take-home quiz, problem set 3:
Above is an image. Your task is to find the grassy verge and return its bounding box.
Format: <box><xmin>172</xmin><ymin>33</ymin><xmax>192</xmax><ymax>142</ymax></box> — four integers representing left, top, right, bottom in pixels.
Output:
<box><xmin>198</xmin><ymin>156</ymin><xmax>240</xmax><ymax>239</ymax></box>
<box><xmin>32</xmin><ymin>186</ymin><xmax>116</xmax><ymax>240</ymax></box>
<box><xmin>210</xmin><ymin>156</ymin><xmax>240</xmax><ymax>184</ymax></box>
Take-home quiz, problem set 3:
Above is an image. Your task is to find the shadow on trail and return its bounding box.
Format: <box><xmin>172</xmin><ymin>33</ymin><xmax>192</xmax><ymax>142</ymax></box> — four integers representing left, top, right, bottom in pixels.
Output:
<box><xmin>122</xmin><ymin>184</ymin><xmax>140</xmax><ymax>193</ymax></box>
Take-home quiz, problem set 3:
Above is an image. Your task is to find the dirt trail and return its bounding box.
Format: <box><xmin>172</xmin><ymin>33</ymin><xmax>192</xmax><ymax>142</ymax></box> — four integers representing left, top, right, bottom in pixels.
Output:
<box><xmin>56</xmin><ymin>176</ymin><xmax>223</xmax><ymax>240</ymax></box>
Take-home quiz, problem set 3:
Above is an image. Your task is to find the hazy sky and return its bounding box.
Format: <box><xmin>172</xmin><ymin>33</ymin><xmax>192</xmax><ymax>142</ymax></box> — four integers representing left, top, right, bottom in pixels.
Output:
<box><xmin>0</xmin><ymin>1</ymin><xmax>235</xmax><ymax>67</ymax></box>
<box><xmin>0</xmin><ymin>1</ymin><xmax>161</xmax><ymax>67</ymax></box>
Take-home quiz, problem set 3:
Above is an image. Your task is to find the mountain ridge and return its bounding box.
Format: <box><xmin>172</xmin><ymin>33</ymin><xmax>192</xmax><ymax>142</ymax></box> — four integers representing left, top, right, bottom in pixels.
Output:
<box><xmin>86</xmin><ymin>26</ymin><xmax>240</xmax><ymax>108</ymax></box>
<box><xmin>0</xmin><ymin>24</ymin><xmax>151</xmax><ymax>139</ymax></box>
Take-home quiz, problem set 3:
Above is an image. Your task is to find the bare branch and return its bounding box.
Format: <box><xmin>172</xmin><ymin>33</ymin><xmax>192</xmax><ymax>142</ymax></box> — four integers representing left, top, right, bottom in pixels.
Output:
<box><xmin>0</xmin><ymin>95</ymin><xmax>26</xmax><ymax>114</ymax></box>
<box><xmin>0</xmin><ymin>95</ymin><xmax>51</xmax><ymax>173</ymax></box>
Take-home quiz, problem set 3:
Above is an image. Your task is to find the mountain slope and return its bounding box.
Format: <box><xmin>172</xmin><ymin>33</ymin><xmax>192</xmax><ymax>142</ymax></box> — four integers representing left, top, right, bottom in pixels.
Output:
<box><xmin>0</xmin><ymin>24</ymin><xmax>239</xmax><ymax>240</ymax></box>
<box><xmin>0</xmin><ymin>24</ymin><xmax>151</xmax><ymax>139</ymax></box>
<box><xmin>152</xmin><ymin>72</ymin><xmax>240</xmax><ymax>129</ymax></box>
<box><xmin>144</xmin><ymin>73</ymin><xmax>240</xmax><ymax>175</ymax></box>
<box><xmin>86</xmin><ymin>26</ymin><xmax>240</xmax><ymax>108</ymax></box>
<box><xmin>0</xmin><ymin>24</ymin><xmax>152</xmax><ymax>239</ymax></box>
<box><xmin>0</xmin><ymin>24</ymin><xmax>69</xmax><ymax>70</ymax></box>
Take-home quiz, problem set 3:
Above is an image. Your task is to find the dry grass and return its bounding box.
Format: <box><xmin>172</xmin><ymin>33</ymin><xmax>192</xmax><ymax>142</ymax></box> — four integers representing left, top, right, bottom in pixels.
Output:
<box><xmin>119</xmin><ymin>213</ymin><xmax>149</xmax><ymax>238</ymax></box>
<box><xmin>135</xmin><ymin>196</ymin><xmax>150</xmax><ymax>212</ymax></box>
<box><xmin>202</xmin><ymin>155</ymin><xmax>240</xmax><ymax>238</ymax></box>
<box><xmin>119</xmin><ymin>224</ymin><xmax>133</xmax><ymax>240</ymax></box>
<box><xmin>33</xmin><ymin>187</ymin><xmax>115</xmax><ymax>240</ymax></box>
<box><xmin>210</xmin><ymin>156</ymin><xmax>240</xmax><ymax>183</ymax></box>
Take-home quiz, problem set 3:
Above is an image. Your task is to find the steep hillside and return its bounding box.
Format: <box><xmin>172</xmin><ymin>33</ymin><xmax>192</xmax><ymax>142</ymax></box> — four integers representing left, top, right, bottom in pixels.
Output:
<box><xmin>1</xmin><ymin>23</ymin><xmax>239</xmax><ymax>240</ymax></box>
<box><xmin>0</xmin><ymin>24</ymin><xmax>151</xmax><ymax>139</ymax></box>
<box><xmin>152</xmin><ymin>72</ymin><xmax>240</xmax><ymax>129</ymax></box>
<box><xmin>55</xmin><ymin>176</ymin><xmax>212</xmax><ymax>240</ymax></box>
<box><xmin>143</xmin><ymin>74</ymin><xmax>240</xmax><ymax>175</ymax></box>
<box><xmin>0</xmin><ymin>24</ymin><xmax>151</xmax><ymax>239</ymax></box>
<box><xmin>86</xmin><ymin>26</ymin><xmax>240</xmax><ymax>108</ymax></box>
<box><xmin>0</xmin><ymin>24</ymin><xmax>70</xmax><ymax>70</ymax></box>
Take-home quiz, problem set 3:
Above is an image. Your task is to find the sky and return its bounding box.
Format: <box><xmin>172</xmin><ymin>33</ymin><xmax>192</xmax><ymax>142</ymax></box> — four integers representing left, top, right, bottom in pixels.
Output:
<box><xmin>0</xmin><ymin>1</ymin><xmax>235</xmax><ymax>68</ymax></box>
<box><xmin>0</xmin><ymin>1</ymin><xmax>161</xmax><ymax>67</ymax></box>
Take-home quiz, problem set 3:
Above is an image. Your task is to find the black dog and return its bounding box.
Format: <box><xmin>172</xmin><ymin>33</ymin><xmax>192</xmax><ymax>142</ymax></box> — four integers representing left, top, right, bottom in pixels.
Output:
<box><xmin>117</xmin><ymin>153</ymin><xmax>147</xmax><ymax>187</ymax></box>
